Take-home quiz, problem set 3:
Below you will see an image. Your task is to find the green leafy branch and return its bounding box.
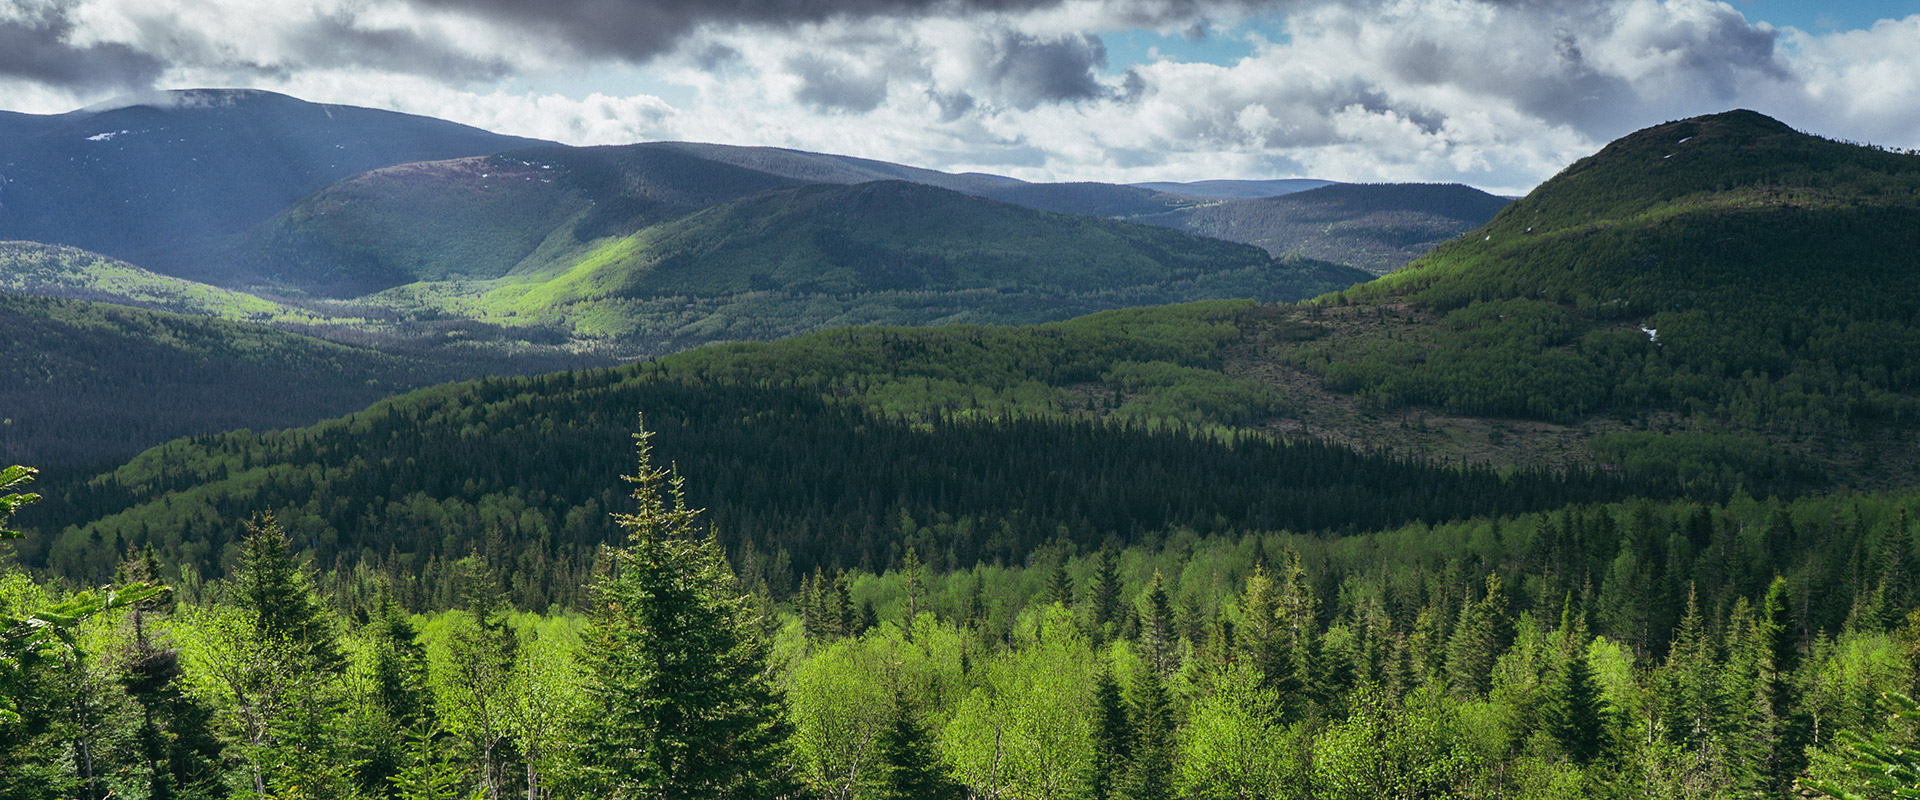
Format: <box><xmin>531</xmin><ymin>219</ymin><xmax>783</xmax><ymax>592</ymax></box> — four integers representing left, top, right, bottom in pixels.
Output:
<box><xmin>1802</xmin><ymin>692</ymin><xmax>1920</xmax><ymax>800</ymax></box>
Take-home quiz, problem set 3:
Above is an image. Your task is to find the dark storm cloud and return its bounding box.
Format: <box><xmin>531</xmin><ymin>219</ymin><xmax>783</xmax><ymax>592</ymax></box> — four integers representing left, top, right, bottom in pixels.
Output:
<box><xmin>404</xmin><ymin>0</ymin><xmax>1285</xmax><ymax>62</ymax></box>
<box><xmin>286</xmin><ymin>14</ymin><xmax>515</xmax><ymax>81</ymax></box>
<box><xmin>789</xmin><ymin>54</ymin><xmax>891</xmax><ymax>112</ymax></box>
<box><xmin>0</xmin><ymin>7</ymin><xmax>162</xmax><ymax>90</ymax></box>
<box><xmin>984</xmin><ymin>31</ymin><xmax>1108</xmax><ymax>110</ymax></box>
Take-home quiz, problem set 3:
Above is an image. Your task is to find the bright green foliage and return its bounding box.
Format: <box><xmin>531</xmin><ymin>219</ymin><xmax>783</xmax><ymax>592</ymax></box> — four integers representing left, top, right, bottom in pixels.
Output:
<box><xmin>1310</xmin><ymin>685</ymin><xmax>1479</xmax><ymax>800</ymax></box>
<box><xmin>944</xmin><ymin>606</ymin><xmax>1097</xmax><ymax>799</ymax></box>
<box><xmin>1804</xmin><ymin>692</ymin><xmax>1920</xmax><ymax>799</ymax></box>
<box><xmin>569</xmin><ymin>425</ymin><xmax>804</xmax><ymax>799</ymax></box>
<box><xmin>0</xmin><ymin>465</ymin><xmax>36</xmax><ymax>542</ymax></box>
<box><xmin>1178</xmin><ymin>662</ymin><xmax>1292</xmax><ymax>799</ymax></box>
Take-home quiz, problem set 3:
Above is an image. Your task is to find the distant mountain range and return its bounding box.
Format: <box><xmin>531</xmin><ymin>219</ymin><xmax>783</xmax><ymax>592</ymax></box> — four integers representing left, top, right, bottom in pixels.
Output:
<box><xmin>0</xmin><ymin>90</ymin><xmax>1394</xmax><ymax>464</ymax></box>
<box><xmin>0</xmin><ymin>89</ymin><xmax>551</xmax><ymax>274</ymax></box>
<box><xmin>33</xmin><ymin>108</ymin><xmax>1920</xmax><ymax>579</ymax></box>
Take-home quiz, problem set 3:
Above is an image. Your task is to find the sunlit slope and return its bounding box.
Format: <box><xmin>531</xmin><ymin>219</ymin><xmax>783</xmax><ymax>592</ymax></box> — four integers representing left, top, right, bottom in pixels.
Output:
<box><xmin>468</xmin><ymin>180</ymin><xmax>1369</xmax><ymax>344</ymax></box>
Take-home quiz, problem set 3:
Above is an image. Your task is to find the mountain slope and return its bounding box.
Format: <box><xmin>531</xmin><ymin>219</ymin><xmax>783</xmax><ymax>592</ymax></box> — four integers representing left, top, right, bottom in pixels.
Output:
<box><xmin>0</xmin><ymin>292</ymin><xmax>496</xmax><ymax>467</ymax></box>
<box><xmin>0</xmin><ymin>89</ymin><xmax>550</xmax><ymax>277</ymax></box>
<box><xmin>1223</xmin><ymin>110</ymin><xmax>1920</xmax><ymax>484</ymax></box>
<box><xmin>1139</xmin><ymin>183</ymin><xmax>1512</xmax><ymax>274</ymax></box>
<box><xmin>1129</xmin><ymin>178</ymin><xmax>1336</xmax><ymax>198</ymax></box>
<box><xmin>224</xmin><ymin>144</ymin><xmax>815</xmax><ymax>297</ymax></box>
<box><xmin>459</xmin><ymin>180</ymin><xmax>1368</xmax><ymax>348</ymax></box>
<box><xmin>0</xmin><ymin>241</ymin><xmax>291</xmax><ymax>319</ymax></box>
<box><xmin>23</xmin><ymin>301</ymin><xmax>1666</xmax><ymax>588</ymax></box>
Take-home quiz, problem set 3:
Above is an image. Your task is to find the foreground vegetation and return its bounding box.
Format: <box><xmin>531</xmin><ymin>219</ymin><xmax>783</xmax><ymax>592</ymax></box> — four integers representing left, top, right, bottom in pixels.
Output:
<box><xmin>5</xmin><ymin>424</ymin><xmax>1919</xmax><ymax>798</ymax></box>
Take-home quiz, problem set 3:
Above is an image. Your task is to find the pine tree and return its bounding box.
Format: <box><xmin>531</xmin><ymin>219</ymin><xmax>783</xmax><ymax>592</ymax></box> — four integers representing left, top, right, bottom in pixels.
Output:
<box><xmin>902</xmin><ymin>546</ymin><xmax>925</xmax><ymax>624</ymax></box>
<box><xmin>233</xmin><ymin>513</ymin><xmax>342</xmax><ymax>675</ymax></box>
<box><xmin>1124</xmin><ymin>664</ymin><xmax>1176</xmax><ymax>800</ymax></box>
<box><xmin>1445</xmin><ymin>573</ymin><xmax>1509</xmax><ymax>698</ymax></box>
<box><xmin>1543</xmin><ymin>629</ymin><xmax>1608</xmax><ymax>764</ymax></box>
<box><xmin>1762</xmin><ymin>576</ymin><xmax>1812</xmax><ymax>784</ymax></box>
<box><xmin>1046</xmin><ymin>560</ymin><xmax>1074</xmax><ymax>608</ymax></box>
<box><xmin>389</xmin><ymin>719</ymin><xmax>470</xmax><ymax>800</ymax></box>
<box><xmin>116</xmin><ymin>546</ymin><xmax>225</xmax><ymax>800</ymax></box>
<box><xmin>1661</xmin><ymin>584</ymin><xmax>1720</xmax><ymax>749</ymax></box>
<box><xmin>866</xmin><ymin>693</ymin><xmax>963</xmax><ymax>800</ymax></box>
<box><xmin>1140</xmin><ymin>572</ymin><xmax>1179</xmax><ymax>678</ymax></box>
<box><xmin>1090</xmin><ymin>547</ymin><xmax>1123</xmax><ymax>642</ymax></box>
<box><xmin>1236</xmin><ymin>565</ymin><xmax>1300</xmax><ymax>706</ymax></box>
<box><xmin>570</xmin><ymin>425</ymin><xmax>804</xmax><ymax>799</ymax></box>
<box><xmin>1089</xmin><ymin>664</ymin><xmax>1131</xmax><ymax>800</ymax></box>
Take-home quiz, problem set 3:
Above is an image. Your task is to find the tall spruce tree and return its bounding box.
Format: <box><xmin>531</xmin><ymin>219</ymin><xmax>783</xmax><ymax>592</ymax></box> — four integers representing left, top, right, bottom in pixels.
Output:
<box><xmin>570</xmin><ymin>424</ymin><xmax>803</xmax><ymax>799</ymax></box>
<box><xmin>1125</xmin><ymin>664</ymin><xmax>1176</xmax><ymax>800</ymax></box>
<box><xmin>866</xmin><ymin>692</ymin><xmax>963</xmax><ymax>800</ymax></box>
<box><xmin>1090</xmin><ymin>548</ymin><xmax>1123</xmax><ymax>642</ymax></box>
<box><xmin>1089</xmin><ymin>664</ymin><xmax>1131</xmax><ymax>800</ymax></box>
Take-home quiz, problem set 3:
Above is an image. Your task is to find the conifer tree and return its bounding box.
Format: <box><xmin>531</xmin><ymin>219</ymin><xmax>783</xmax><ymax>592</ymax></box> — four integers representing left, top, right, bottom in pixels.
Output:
<box><xmin>570</xmin><ymin>425</ymin><xmax>804</xmax><ymax>799</ymax></box>
<box><xmin>1125</xmin><ymin>664</ymin><xmax>1176</xmax><ymax>800</ymax></box>
<box><xmin>1236</xmin><ymin>566</ymin><xmax>1300</xmax><ymax>705</ymax></box>
<box><xmin>902</xmin><ymin>547</ymin><xmax>925</xmax><ymax>624</ymax></box>
<box><xmin>1089</xmin><ymin>664</ymin><xmax>1131</xmax><ymax>800</ymax></box>
<box><xmin>233</xmin><ymin>513</ymin><xmax>342</xmax><ymax>675</ymax></box>
<box><xmin>1543</xmin><ymin>628</ymin><xmax>1608</xmax><ymax>764</ymax></box>
<box><xmin>1046</xmin><ymin>560</ymin><xmax>1074</xmax><ymax>608</ymax></box>
<box><xmin>116</xmin><ymin>545</ymin><xmax>224</xmax><ymax>800</ymax></box>
<box><xmin>1445</xmin><ymin>574</ymin><xmax>1508</xmax><ymax>698</ymax></box>
<box><xmin>1090</xmin><ymin>548</ymin><xmax>1123</xmax><ymax>642</ymax></box>
<box><xmin>389</xmin><ymin>719</ymin><xmax>470</xmax><ymax>800</ymax></box>
<box><xmin>1762</xmin><ymin>576</ymin><xmax>1812</xmax><ymax>784</ymax></box>
<box><xmin>1140</xmin><ymin>572</ymin><xmax>1179</xmax><ymax>678</ymax></box>
<box><xmin>866</xmin><ymin>692</ymin><xmax>963</xmax><ymax>800</ymax></box>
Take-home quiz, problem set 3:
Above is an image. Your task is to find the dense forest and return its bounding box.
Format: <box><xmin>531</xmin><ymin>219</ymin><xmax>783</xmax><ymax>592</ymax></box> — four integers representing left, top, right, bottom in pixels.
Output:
<box><xmin>4</xmin><ymin>426</ymin><xmax>1919</xmax><ymax>799</ymax></box>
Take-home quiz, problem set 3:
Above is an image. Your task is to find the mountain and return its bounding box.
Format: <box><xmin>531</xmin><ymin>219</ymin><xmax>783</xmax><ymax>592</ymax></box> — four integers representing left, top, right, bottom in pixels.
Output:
<box><xmin>218</xmin><ymin>147</ymin><xmax>1370</xmax><ymax>355</ymax></box>
<box><xmin>0</xmin><ymin>89</ymin><xmax>550</xmax><ymax>275</ymax></box>
<box><xmin>1135</xmin><ymin>182</ymin><xmax>1512</xmax><ymax>274</ymax></box>
<box><xmin>221</xmin><ymin>143</ymin><xmax>813</xmax><ymax>296</ymax></box>
<box><xmin>1129</xmin><ymin>178</ymin><xmax>1336</xmax><ymax>198</ymax></box>
<box><xmin>1217</xmin><ymin>110</ymin><xmax>1920</xmax><ymax>485</ymax></box>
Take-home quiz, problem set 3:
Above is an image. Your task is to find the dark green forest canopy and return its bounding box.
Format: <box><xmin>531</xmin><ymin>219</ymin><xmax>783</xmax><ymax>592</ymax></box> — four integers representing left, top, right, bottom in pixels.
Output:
<box><xmin>19</xmin><ymin>297</ymin><xmax>1834</xmax><ymax>600</ymax></box>
<box><xmin>1282</xmin><ymin>111</ymin><xmax>1920</xmax><ymax>438</ymax></box>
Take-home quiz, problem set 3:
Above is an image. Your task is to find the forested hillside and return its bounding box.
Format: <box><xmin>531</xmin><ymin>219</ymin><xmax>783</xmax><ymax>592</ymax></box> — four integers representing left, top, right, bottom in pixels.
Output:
<box><xmin>1138</xmin><ymin>183</ymin><xmax>1512</xmax><ymax>275</ymax></box>
<box><xmin>20</xmin><ymin>302</ymin><xmax>1688</xmax><ymax>598</ymax></box>
<box><xmin>0</xmin><ymin>293</ymin><xmax>586</xmax><ymax>468</ymax></box>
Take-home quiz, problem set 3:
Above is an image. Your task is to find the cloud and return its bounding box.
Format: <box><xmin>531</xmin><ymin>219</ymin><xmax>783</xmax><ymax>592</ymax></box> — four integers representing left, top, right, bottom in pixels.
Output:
<box><xmin>397</xmin><ymin>0</ymin><xmax>1278</xmax><ymax>63</ymax></box>
<box><xmin>980</xmin><ymin>31</ymin><xmax>1109</xmax><ymax>109</ymax></box>
<box><xmin>2</xmin><ymin>0</ymin><xmax>1918</xmax><ymax>194</ymax></box>
<box><xmin>0</xmin><ymin>2</ymin><xmax>161</xmax><ymax>90</ymax></box>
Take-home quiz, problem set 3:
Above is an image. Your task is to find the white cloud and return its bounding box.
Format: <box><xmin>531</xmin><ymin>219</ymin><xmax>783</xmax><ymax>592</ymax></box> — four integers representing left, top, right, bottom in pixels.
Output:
<box><xmin>5</xmin><ymin>0</ymin><xmax>1920</xmax><ymax>191</ymax></box>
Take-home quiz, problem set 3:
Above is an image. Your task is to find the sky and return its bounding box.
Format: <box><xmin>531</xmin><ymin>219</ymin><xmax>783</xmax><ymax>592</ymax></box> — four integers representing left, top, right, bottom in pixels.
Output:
<box><xmin>2</xmin><ymin>0</ymin><xmax>1917</xmax><ymax>193</ymax></box>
